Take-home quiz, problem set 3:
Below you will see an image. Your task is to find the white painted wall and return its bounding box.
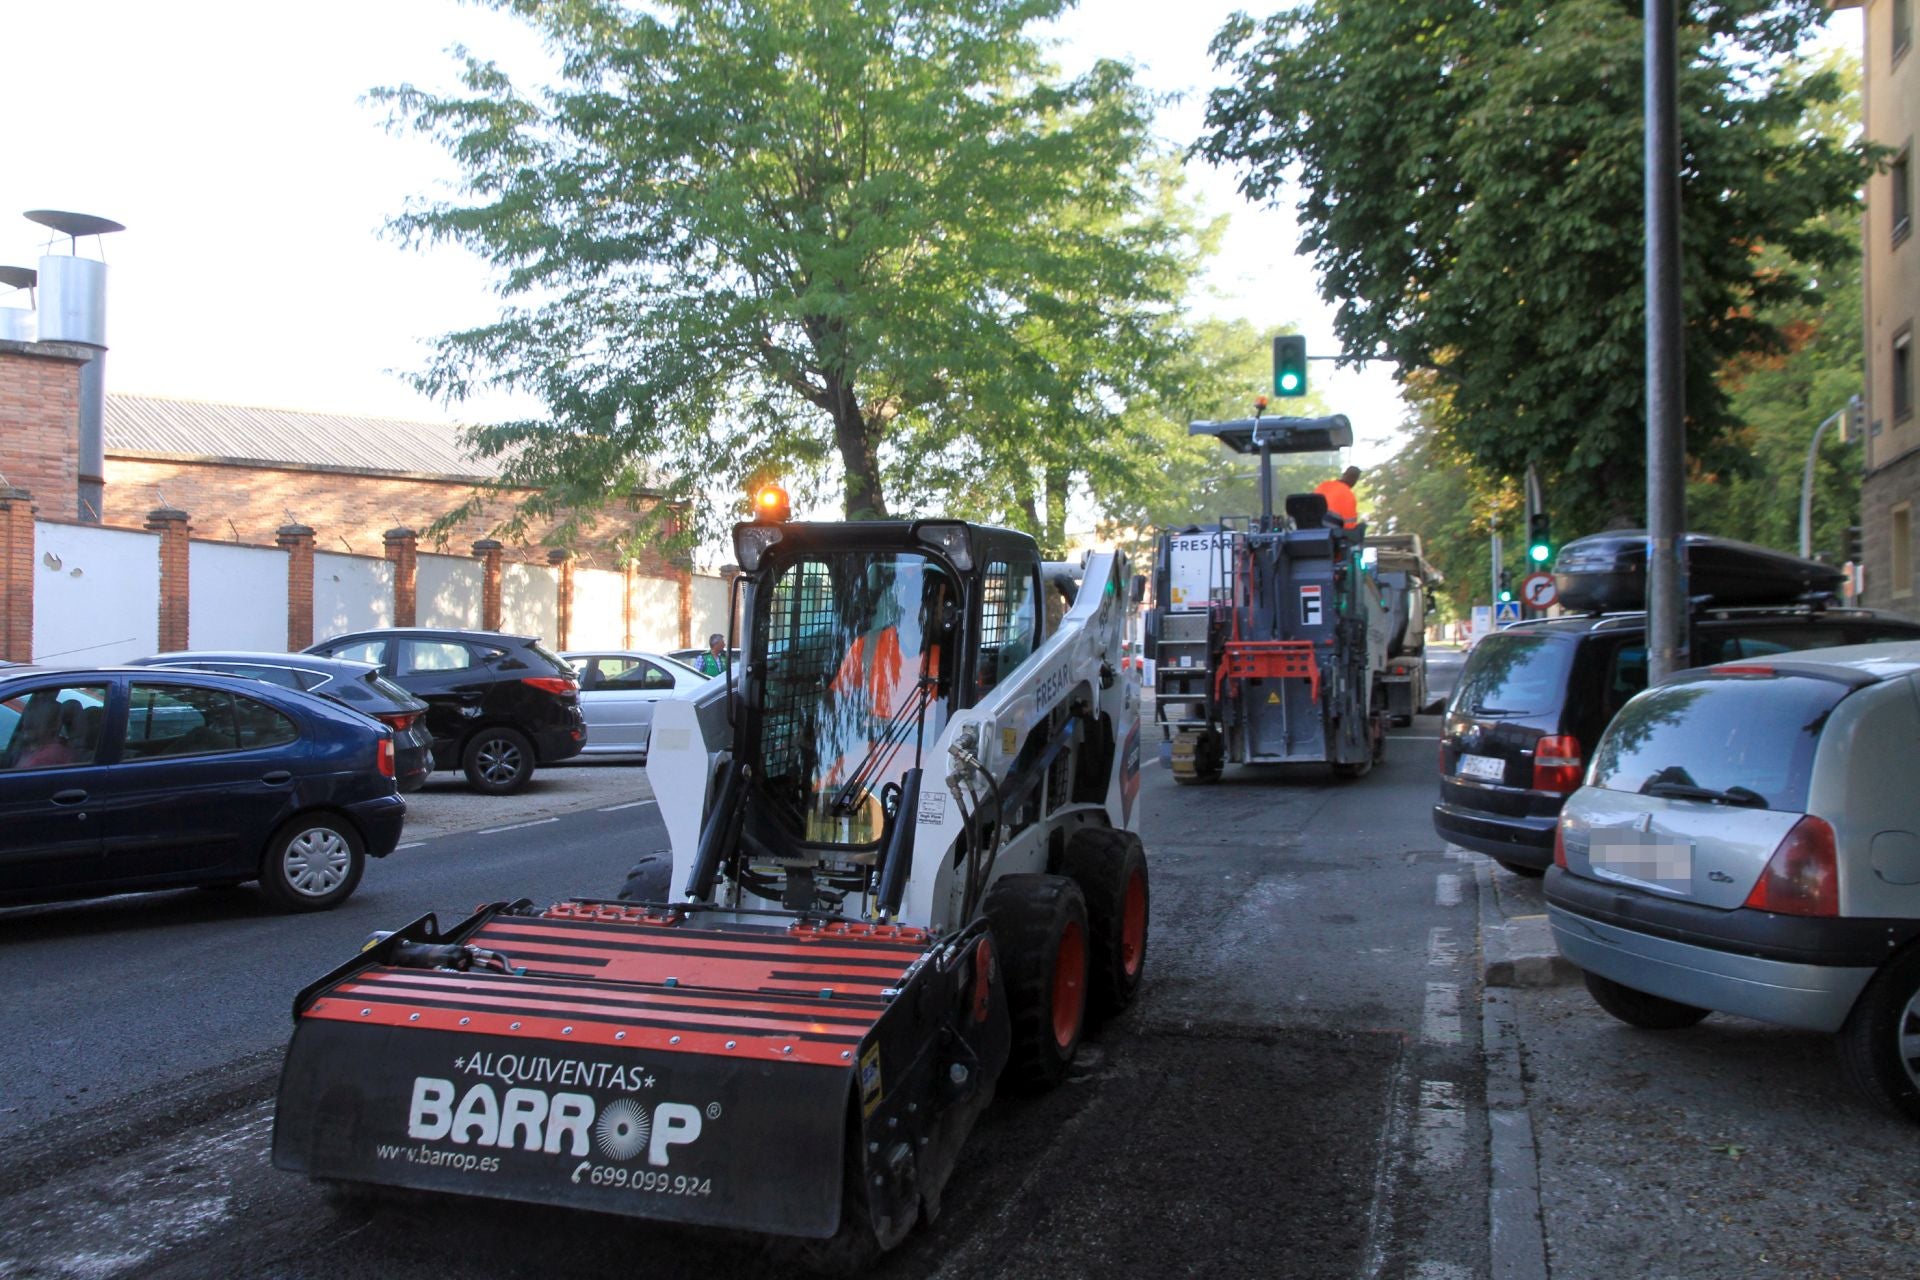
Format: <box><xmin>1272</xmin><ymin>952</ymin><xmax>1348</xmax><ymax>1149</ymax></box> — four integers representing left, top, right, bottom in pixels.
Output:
<box><xmin>633</xmin><ymin>574</ymin><xmax>683</xmax><ymax>651</ymax></box>
<box><xmin>314</xmin><ymin>551</ymin><xmax>394</xmax><ymax>645</ymax></box>
<box><xmin>189</xmin><ymin>541</ymin><xmax>289</xmax><ymax>651</ymax></box>
<box><xmin>32</xmin><ymin>521</ymin><xmax>160</xmax><ymax>665</ymax></box>
<box><xmin>501</xmin><ymin>562</ymin><xmax>558</xmax><ymax>644</ymax></box>
<box><xmin>418</xmin><ymin>553</ymin><xmax>482</xmax><ymax>629</ymax></box>
<box><xmin>571</xmin><ymin>566</ymin><xmax>627</xmax><ymax>649</ymax></box>
<box><xmin>691</xmin><ymin>574</ymin><xmax>731</xmax><ymax>649</ymax></box>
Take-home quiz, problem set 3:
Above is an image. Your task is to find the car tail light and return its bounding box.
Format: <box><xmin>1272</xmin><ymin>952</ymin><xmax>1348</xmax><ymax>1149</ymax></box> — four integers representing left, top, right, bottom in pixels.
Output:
<box><xmin>1713</xmin><ymin>664</ymin><xmax>1776</xmax><ymax>677</ymax></box>
<box><xmin>522</xmin><ymin>676</ymin><xmax>578</xmax><ymax>695</ymax></box>
<box><xmin>1553</xmin><ymin>818</ymin><xmax>1568</xmax><ymax>869</ymax></box>
<box><xmin>1531</xmin><ymin>734</ymin><xmax>1583</xmax><ymax>794</ymax></box>
<box><xmin>378</xmin><ymin>711</ymin><xmax>418</xmax><ymax>732</ymax></box>
<box><xmin>377</xmin><ymin>736</ymin><xmax>395</xmax><ymax>779</ymax></box>
<box><xmin>1743</xmin><ymin>815</ymin><xmax>1839</xmax><ymax>917</ymax></box>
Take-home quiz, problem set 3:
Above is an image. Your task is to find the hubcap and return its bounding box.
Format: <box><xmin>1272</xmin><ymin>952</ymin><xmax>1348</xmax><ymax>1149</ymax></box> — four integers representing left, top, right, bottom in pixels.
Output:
<box><xmin>283</xmin><ymin>827</ymin><xmax>351</xmax><ymax>897</ymax></box>
<box><xmin>1051</xmin><ymin>920</ymin><xmax>1087</xmax><ymax>1049</ymax></box>
<box><xmin>1897</xmin><ymin>989</ymin><xmax>1920</xmax><ymax>1093</ymax></box>
<box><xmin>478</xmin><ymin>738</ymin><xmax>523</xmax><ymax>784</ymax></box>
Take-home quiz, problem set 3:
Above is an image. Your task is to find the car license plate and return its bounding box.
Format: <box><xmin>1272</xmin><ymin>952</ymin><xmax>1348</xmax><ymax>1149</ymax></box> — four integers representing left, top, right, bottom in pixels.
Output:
<box><xmin>1458</xmin><ymin>753</ymin><xmax>1505</xmax><ymax>782</ymax></box>
<box><xmin>1590</xmin><ymin>831</ymin><xmax>1693</xmax><ymax>894</ymax></box>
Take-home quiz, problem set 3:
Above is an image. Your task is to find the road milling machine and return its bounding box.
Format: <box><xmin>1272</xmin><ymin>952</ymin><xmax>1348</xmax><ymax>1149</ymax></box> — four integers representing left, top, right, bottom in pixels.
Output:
<box><xmin>1148</xmin><ymin>412</ymin><xmax>1389</xmax><ymax>782</ymax></box>
<box><xmin>272</xmin><ymin>503</ymin><xmax>1150</xmax><ymax>1260</ymax></box>
<box><xmin>1365</xmin><ymin>533</ymin><xmax>1440</xmax><ymax>726</ymax></box>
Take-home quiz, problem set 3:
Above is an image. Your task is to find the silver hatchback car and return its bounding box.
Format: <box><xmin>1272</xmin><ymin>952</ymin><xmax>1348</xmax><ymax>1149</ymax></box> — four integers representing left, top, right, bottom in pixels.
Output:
<box><xmin>1547</xmin><ymin>641</ymin><xmax>1920</xmax><ymax>1122</ymax></box>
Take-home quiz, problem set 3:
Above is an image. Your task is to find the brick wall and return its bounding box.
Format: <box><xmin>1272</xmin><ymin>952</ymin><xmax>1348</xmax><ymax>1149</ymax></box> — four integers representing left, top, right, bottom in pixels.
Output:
<box><xmin>103</xmin><ymin>454</ymin><xmax>681</xmax><ymax>575</ymax></box>
<box><xmin>0</xmin><ymin>486</ymin><xmax>34</xmax><ymax>662</ymax></box>
<box><xmin>145</xmin><ymin>507</ymin><xmax>192</xmax><ymax>651</ymax></box>
<box><xmin>0</xmin><ymin>342</ymin><xmax>87</xmax><ymax>514</ymax></box>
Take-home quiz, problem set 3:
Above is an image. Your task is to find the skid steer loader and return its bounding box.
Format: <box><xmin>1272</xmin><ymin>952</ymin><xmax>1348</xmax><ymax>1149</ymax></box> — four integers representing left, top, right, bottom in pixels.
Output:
<box><xmin>271</xmin><ymin>505</ymin><xmax>1149</xmax><ymax>1257</ymax></box>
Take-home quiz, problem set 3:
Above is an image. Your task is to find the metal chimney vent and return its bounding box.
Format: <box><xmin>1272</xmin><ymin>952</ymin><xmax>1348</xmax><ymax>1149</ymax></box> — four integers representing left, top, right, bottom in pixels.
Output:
<box><xmin>26</xmin><ymin>210</ymin><xmax>125</xmax><ymax>522</ymax></box>
<box><xmin>0</xmin><ymin>264</ymin><xmax>32</xmax><ymax>343</ymax></box>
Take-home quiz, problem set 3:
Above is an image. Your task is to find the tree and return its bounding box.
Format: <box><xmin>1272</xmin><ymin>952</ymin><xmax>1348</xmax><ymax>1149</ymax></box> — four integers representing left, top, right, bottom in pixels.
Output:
<box><xmin>378</xmin><ymin>0</ymin><xmax>1199</xmax><ymax>546</ymax></box>
<box><xmin>1200</xmin><ymin>0</ymin><xmax>1868</xmax><ymax>536</ymax></box>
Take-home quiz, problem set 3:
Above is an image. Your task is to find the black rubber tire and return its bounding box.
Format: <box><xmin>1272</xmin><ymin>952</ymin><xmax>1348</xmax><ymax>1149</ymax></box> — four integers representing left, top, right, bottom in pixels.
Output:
<box><xmin>1331</xmin><ymin>754</ymin><xmax>1372</xmax><ymax>780</ymax></box>
<box><xmin>1495</xmin><ymin>859</ymin><xmax>1548</xmax><ymax>879</ymax></box>
<box><xmin>616</xmin><ymin>853</ymin><xmax>672</xmax><ymax>903</ymax></box>
<box><xmin>257</xmin><ymin>814</ymin><xmax>364</xmax><ymax>912</ymax></box>
<box><xmin>1581</xmin><ymin>970</ymin><xmax>1710</xmax><ymax>1030</ymax></box>
<box><xmin>1838</xmin><ymin>945</ymin><xmax>1920</xmax><ymax>1123</ymax></box>
<box><xmin>983</xmin><ymin>873</ymin><xmax>1090</xmax><ymax>1094</ymax></box>
<box><xmin>1171</xmin><ymin>730</ymin><xmax>1223</xmax><ymax>786</ymax></box>
<box><xmin>1061</xmin><ymin>827</ymin><xmax>1149</xmax><ymax>1022</ymax></box>
<box><xmin>463</xmin><ymin>726</ymin><xmax>535</xmax><ymax>794</ymax></box>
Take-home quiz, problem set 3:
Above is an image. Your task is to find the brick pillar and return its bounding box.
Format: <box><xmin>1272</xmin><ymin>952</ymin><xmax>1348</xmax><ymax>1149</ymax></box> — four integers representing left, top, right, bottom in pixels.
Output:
<box><xmin>384</xmin><ymin>527</ymin><xmax>418</xmax><ymax>627</ymax></box>
<box><xmin>146</xmin><ymin>507</ymin><xmax>192</xmax><ymax>653</ymax></box>
<box><xmin>677</xmin><ymin>567</ymin><xmax>694</xmax><ymax>649</ymax></box>
<box><xmin>621</xmin><ymin>562</ymin><xmax>636</xmax><ymax>648</ymax></box>
<box><xmin>0</xmin><ymin>487</ymin><xmax>34</xmax><ymax>663</ymax></box>
<box><xmin>549</xmin><ymin>548</ymin><xmax>574</xmax><ymax>649</ymax></box>
<box><xmin>474</xmin><ymin>538</ymin><xmax>504</xmax><ymax>632</ymax></box>
<box><xmin>278</xmin><ymin>524</ymin><xmax>316</xmax><ymax>651</ymax></box>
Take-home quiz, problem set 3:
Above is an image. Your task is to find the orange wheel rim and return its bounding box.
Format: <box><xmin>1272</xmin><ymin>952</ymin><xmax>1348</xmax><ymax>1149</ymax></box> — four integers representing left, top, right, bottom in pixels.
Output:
<box><xmin>1051</xmin><ymin>920</ymin><xmax>1086</xmax><ymax>1048</ymax></box>
<box><xmin>1120</xmin><ymin>870</ymin><xmax>1147</xmax><ymax>979</ymax></box>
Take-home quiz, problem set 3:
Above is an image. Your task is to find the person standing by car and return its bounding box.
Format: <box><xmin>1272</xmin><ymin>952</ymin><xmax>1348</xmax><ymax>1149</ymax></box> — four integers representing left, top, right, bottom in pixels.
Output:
<box><xmin>696</xmin><ymin>633</ymin><xmax>728</xmax><ymax>677</ymax></box>
<box><xmin>1314</xmin><ymin>466</ymin><xmax>1362</xmax><ymax>526</ymax></box>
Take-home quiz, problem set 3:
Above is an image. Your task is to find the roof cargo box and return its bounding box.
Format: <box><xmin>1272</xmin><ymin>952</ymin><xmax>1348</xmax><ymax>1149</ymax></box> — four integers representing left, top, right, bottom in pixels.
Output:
<box><xmin>1553</xmin><ymin>531</ymin><xmax>1844</xmax><ymax>613</ymax></box>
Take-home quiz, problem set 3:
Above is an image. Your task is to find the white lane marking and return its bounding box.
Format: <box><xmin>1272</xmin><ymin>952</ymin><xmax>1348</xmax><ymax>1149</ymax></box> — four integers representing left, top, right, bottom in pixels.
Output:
<box><xmin>1398</xmin><ymin>735</ymin><xmax>1443</xmax><ymax>740</ymax></box>
<box><xmin>476</xmin><ymin>817</ymin><xmax>561</xmax><ymax>835</ymax></box>
<box><xmin>1421</xmin><ymin>982</ymin><xmax>1462</xmax><ymax>1046</ymax></box>
<box><xmin>1435</xmin><ymin>872</ymin><xmax>1462</xmax><ymax>906</ymax></box>
<box><xmin>1427</xmin><ymin>926</ymin><xmax>1460</xmax><ymax>969</ymax></box>
<box><xmin>1415</xmin><ymin>1079</ymin><xmax>1466</xmax><ymax>1174</ymax></box>
<box><xmin>598</xmin><ymin>799</ymin><xmax>657</xmax><ymax>812</ymax></box>
<box><xmin>395</xmin><ymin>841</ymin><xmax>426</xmax><ymax>850</ymax></box>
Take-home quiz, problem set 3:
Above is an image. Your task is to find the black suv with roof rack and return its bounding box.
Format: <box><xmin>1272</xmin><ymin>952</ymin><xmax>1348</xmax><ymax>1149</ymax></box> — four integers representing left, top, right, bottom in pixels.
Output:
<box><xmin>1434</xmin><ymin>532</ymin><xmax>1920</xmax><ymax>874</ymax></box>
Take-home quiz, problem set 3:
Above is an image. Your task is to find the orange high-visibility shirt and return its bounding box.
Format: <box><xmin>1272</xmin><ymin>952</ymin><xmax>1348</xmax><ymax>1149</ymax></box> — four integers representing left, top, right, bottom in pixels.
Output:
<box><xmin>1313</xmin><ymin>479</ymin><xmax>1358</xmax><ymax>525</ymax></box>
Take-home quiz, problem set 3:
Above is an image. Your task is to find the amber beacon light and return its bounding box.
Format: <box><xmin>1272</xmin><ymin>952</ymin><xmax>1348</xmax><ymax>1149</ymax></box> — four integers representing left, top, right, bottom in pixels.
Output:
<box><xmin>754</xmin><ymin>483</ymin><xmax>791</xmax><ymax>523</ymax></box>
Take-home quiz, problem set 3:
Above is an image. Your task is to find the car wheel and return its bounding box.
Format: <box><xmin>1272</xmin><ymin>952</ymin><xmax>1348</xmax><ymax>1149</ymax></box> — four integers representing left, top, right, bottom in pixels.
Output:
<box><xmin>258</xmin><ymin>816</ymin><xmax>365</xmax><ymax>912</ymax></box>
<box><xmin>1580</xmin><ymin>970</ymin><xmax>1709</xmax><ymax>1030</ymax></box>
<box><xmin>1838</xmin><ymin>945</ymin><xmax>1920</xmax><ymax>1123</ymax></box>
<box><xmin>984</xmin><ymin>873</ymin><xmax>1090</xmax><ymax>1094</ymax></box>
<box><xmin>463</xmin><ymin>727</ymin><xmax>535</xmax><ymax>794</ymax></box>
<box><xmin>1494</xmin><ymin>859</ymin><xmax>1547</xmax><ymax>879</ymax></box>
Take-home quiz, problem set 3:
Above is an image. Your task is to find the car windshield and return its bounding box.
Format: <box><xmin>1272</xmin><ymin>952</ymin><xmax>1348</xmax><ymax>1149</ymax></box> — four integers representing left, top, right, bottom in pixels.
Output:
<box><xmin>756</xmin><ymin>550</ymin><xmax>953</xmax><ymax>847</ymax></box>
<box><xmin>1451</xmin><ymin>633</ymin><xmax>1574</xmax><ymax>716</ymax></box>
<box><xmin>1590</xmin><ymin>675</ymin><xmax>1850</xmax><ymax>812</ymax></box>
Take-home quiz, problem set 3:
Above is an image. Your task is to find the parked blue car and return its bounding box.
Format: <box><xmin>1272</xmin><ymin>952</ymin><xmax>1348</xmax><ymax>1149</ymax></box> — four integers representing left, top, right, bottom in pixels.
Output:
<box><xmin>0</xmin><ymin>666</ymin><xmax>406</xmax><ymax>912</ymax></box>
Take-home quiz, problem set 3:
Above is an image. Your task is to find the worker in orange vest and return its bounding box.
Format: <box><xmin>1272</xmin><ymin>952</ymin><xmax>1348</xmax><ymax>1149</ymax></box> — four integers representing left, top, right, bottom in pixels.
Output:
<box><xmin>1314</xmin><ymin>465</ymin><xmax>1362</xmax><ymax>526</ymax></box>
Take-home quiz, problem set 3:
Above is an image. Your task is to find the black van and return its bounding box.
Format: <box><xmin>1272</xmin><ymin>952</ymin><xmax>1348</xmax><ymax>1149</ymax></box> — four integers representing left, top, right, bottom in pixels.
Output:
<box><xmin>1435</xmin><ymin>602</ymin><xmax>1920</xmax><ymax>874</ymax></box>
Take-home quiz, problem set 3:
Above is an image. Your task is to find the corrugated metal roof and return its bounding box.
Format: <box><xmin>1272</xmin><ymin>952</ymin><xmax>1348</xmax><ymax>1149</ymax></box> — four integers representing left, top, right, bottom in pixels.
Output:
<box><xmin>104</xmin><ymin>393</ymin><xmax>510</xmax><ymax>481</ymax></box>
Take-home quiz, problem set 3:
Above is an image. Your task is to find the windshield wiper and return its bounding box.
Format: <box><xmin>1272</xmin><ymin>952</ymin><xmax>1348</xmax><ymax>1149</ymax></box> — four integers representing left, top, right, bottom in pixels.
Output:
<box><xmin>829</xmin><ymin>675</ymin><xmax>937</xmax><ymax>818</ymax></box>
<box><xmin>1641</xmin><ymin>780</ymin><xmax>1767</xmax><ymax>807</ymax></box>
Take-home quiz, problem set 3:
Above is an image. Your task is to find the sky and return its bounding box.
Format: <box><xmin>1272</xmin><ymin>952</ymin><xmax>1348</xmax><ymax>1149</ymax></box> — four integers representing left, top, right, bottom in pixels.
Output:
<box><xmin>0</xmin><ymin>1</ymin><xmax>1865</xmax><ymax>483</ymax></box>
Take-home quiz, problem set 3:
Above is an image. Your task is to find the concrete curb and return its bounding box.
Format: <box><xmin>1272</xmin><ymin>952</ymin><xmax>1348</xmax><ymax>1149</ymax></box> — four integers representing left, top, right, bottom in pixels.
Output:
<box><xmin>1475</xmin><ymin>861</ymin><xmax>1579</xmax><ymax>988</ymax></box>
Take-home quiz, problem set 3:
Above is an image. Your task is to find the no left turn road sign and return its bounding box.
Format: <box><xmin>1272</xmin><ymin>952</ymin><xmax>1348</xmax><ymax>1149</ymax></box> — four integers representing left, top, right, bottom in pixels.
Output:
<box><xmin>1521</xmin><ymin>572</ymin><xmax>1558</xmax><ymax>610</ymax></box>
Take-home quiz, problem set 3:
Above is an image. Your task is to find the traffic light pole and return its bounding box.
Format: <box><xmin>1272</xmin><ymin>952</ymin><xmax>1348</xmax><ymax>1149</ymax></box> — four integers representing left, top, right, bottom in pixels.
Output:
<box><xmin>1645</xmin><ymin>0</ymin><xmax>1689</xmax><ymax>682</ymax></box>
<box><xmin>1798</xmin><ymin>406</ymin><xmax>1849</xmax><ymax>559</ymax></box>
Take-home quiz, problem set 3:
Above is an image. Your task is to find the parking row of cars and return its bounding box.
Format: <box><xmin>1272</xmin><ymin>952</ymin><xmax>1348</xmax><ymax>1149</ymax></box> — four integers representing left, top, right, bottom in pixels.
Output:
<box><xmin>1435</xmin><ymin>532</ymin><xmax>1920</xmax><ymax>1122</ymax></box>
<box><xmin>0</xmin><ymin>628</ymin><xmax>717</xmax><ymax>915</ymax></box>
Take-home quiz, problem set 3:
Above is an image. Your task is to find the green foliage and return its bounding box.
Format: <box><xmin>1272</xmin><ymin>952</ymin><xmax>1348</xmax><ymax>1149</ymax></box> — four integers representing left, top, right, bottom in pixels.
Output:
<box><xmin>379</xmin><ymin>0</ymin><xmax>1201</xmax><ymax>549</ymax></box>
<box><xmin>1201</xmin><ymin>0</ymin><xmax>1868</xmax><ymax>537</ymax></box>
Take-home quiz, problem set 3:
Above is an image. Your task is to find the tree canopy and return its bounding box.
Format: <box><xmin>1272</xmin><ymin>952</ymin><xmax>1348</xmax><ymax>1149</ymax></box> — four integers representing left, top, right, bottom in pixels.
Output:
<box><xmin>379</xmin><ymin>0</ymin><xmax>1205</xmax><ymax>550</ymax></box>
<box><xmin>1200</xmin><ymin>0</ymin><xmax>1867</xmax><ymax>535</ymax></box>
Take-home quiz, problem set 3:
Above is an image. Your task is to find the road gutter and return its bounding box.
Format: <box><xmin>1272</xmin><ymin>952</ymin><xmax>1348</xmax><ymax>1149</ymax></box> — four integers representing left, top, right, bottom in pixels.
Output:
<box><xmin>1474</xmin><ymin>854</ymin><xmax>1551</xmax><ymax>1279</ymax></box>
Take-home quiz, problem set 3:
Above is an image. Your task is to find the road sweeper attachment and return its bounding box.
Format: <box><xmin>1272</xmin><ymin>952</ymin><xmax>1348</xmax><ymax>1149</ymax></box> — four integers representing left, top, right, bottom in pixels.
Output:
<box><xmin>273</xmin><ymin>516</ymin><xmax>1148</xmax><ymax>1253</ymax></box>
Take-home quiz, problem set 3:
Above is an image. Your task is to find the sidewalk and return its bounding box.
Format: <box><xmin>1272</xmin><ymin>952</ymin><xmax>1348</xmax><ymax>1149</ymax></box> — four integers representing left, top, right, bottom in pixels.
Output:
<box><xmin>400</xmin><ymin>759</ymin><xmax>654</xmax><ymax>843</ymax></box>
<box><xmin>1468</xmin><ymin>848</ymin><xmax>1920</xmax><ymax>1278</ymax></box>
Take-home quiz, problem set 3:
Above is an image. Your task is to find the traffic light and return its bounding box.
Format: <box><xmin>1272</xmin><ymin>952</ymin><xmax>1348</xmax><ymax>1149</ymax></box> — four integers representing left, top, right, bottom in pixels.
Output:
<box><xmin>1272</xmin><ymin>334</ymin><xmax>1308</xmax><ymax>398</ymax></box>
<box><xmin>1527</xmin><ymin>511</ymin><xmax>1551</xmax><ymax>565</ymax></box>
<box><xmin>1847</xmin><ymin>525</ymin><xmax>1864</xmax><ymax>562</ymax></box>
<box><xmin>1845</xmin><ymin>395</ymin><xmax>1865</xmax><ymax>443</ymax></box>
<box><xmin>1498</xmin><ymin>571</ymin><xmax>1513</xmax><ymax>602</ymax></box>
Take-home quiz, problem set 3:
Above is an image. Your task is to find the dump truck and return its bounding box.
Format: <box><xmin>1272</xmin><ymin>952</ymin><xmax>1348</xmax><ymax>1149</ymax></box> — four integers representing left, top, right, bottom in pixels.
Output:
<box><xmin>1147</xmin><ymin>412</ymin><xmax>1389</xmax><ymax>782</ymax></box>
<box><xmin>271</xmin><ymin>506</ymin><xmax>1149</xmax><ymax>1260</ymax></box>
<box><xmin>1365</xmin><ymin>533</ymin><xmax>1440</xmax><ymax>725</ymax></box>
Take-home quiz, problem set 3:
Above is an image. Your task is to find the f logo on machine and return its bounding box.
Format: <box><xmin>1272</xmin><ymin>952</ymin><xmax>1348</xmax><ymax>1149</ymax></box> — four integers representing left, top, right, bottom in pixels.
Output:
<box><xmin>1299</xmin><ymin>584</ymin><xmax>1324</xmax><ymax>627</ymax></box>
<box><xmin>1493</xmin><ymin>600</ymin><xmax>1522</xmax><ymax>626</ymax></box>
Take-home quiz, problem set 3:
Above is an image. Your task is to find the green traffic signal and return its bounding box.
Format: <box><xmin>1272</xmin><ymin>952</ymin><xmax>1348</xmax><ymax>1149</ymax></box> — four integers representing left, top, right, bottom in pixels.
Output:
<box><xmin>1272</xmin><ymin>334</ymin><xmax>1308</xmax><ymax>398</ymax></box>
<box><xmin>1499</xmin><ymin>590</ymin><xmax>1513</xmax><ymax>602</ymax></box>
<box><xmin>1528</xmin><ymin>542</ymin><xmax>1550</xmax><ymax>564</ymax></box>
<box><xmin>1527</xmin><ymin>510</ymin><xmax>1551</xmax><ymax>566</ymax></box>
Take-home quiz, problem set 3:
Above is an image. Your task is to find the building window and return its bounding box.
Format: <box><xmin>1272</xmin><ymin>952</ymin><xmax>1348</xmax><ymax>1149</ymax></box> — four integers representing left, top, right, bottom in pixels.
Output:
<box><xmin>1896</xmin><ymin>326</ymin><xmax>1914</xmax><ymax>424</ymax></box>
<box><xmin>1895</xmin><ymin>505</ymin><xmax>1913</xmax><ymax>600</ymax></box>
<box><xmin>1897</xmin><ymin>147</ymin><xmax>1914</xmax><ymax>247</ymax></box>
<box><xmin>1901</xmin><ymin>0</ymin><xmax>1915</xmax><ymax>64</ymax></box>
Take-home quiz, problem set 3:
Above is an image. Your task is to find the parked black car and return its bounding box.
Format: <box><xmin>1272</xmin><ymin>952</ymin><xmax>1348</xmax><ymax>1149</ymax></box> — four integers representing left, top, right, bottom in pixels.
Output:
<box><xmin>1435</xmin><ymin>602</ymin><xmax>1920</xmax><ymax>875</ymax></box>
<box><xmin>305</xmin><ymin>628</ymin><xmax>585</xmax><ymax>794</ymax></box>
<box><xmin>0</xmin><ymin>666</ymin><xmax>405</xmax><ymax>911</ymax></box>
<box><xmin>128</xmin><ymin>651</ymin><xmax>434</xmax><ymax>791</ymax></box>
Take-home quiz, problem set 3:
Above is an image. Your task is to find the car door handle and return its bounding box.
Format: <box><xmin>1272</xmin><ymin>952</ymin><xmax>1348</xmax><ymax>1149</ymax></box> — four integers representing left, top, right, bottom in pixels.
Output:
<box><xmin>51</xmin><ymin>789</ymin><xmax>88</xmax><ymax>805</ymax></box>
<box><xmin>262</xmin><ymin>770</ymin><xmax>293</xmax><ymax>785</ymax></box>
